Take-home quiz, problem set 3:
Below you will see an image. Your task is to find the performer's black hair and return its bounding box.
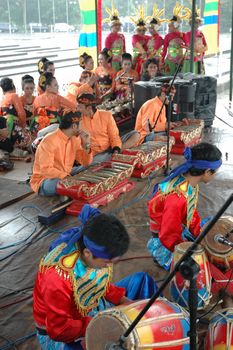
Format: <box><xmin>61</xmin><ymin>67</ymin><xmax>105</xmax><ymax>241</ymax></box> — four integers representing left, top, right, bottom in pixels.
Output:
<box><xmin>79</xmin><ymin>52</ymin><xmax>93</xmax><ymax>69</ymax></box>
<box><xmin>122</xmin><ymin>53</ymin><xmax>132</xmax><ymax>62</ymax></box>
<box><xmin>100</xmin><ymin>48</ymin><xmax>112</xmax><ymax>63</ymax></box>
<box><xmin>21</xmin><ymin>74</ymin><xmax>35</xmax><ymax>88</ymax></box>
<box><xmin>37</xmin><ymin>57</ymin><xmax>49</xmax><ymax>74</ymax></box>
<box><xmin>0</xmin><ymin>77</ymin><xmax>15</xmax><ymax>92</ymax></box>
<box><xmin>144</xmin><ymin>58</ymin><xmax>159</xmax><ymax>70</ymax></box>
<box><xmin>77</xmin><ymin>93</ymin><xmax>97</xmax><ymax>113</ymax></box>
<box><xmin>59</xmin><ymin>111</ymin><xmax>82</xmax><ymax>130</ymax></box>
<box><xmin>78</xmin><ymin>213</ymin><xmax>130</xmax><ymax>258</ymax></box>
<box><xmin>44</xmin><ymin>61</ymin><xmax>54</xmax><ymax>72</ymax></box>
<box><xmin>39</xmin><ymin>72</ymin><xmax>55</xmax><ymax>92</ymax></box>
<box><xmin>188</xmin><ymin>142</ymin><xmax>222</xmax><ymax>176</ymax></box>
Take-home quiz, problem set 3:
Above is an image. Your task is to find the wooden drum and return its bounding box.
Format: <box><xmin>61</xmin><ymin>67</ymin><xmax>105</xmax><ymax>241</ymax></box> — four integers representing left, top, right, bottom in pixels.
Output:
<box><xmin>170</xmin><ymin>242</ymin><xmax>212</xmax><ymax>310</ymax></box>
<box><xmin>86</xmin><ymin>298</ymin><xmax>190</xmax><ymax>350</ymax></box>
<box><xmin>205</xmin><ymin>308</ymin><xmax>233</xmax><ymax>350</ymax></box>
<box><xmin>203</xmin><ymin>216</ymin><xmax>233</xmax><ymax>270</ymax></box>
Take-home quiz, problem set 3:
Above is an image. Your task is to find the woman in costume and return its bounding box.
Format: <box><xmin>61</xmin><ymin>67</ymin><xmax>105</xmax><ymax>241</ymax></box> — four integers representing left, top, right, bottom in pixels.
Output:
<box><xmin>33</xmin><ymin>204</ymin><xmax>158</xmax><ymax>350</ymax></box>
<box><xmin>0</xmin><ymin>77</ymin><xmax>30</xmax><ymax>154</ymax></box>
<box><xmin>161</xmin><ymin>2</ymin><xmax>188</xmax><ymax>76</ymax></box>
<box><xmin>182</xmin><ymin>7</ymin><xmax>208</xmax><ymax>75</ymax></box>
<box><xmin>20</xmin><ymin>75</ymin><xmax>36</xmax><ymax>131</ymax></box>
<box><xmin>94</xmin><ymin>48</ymin><xmax>117</xmax><ymax>100</ymax></box>
<box><xmin>147</xmin><ymin>4</ymin><xmax>165</xmax><ymax>65</ymax></box>
<box><xmin>103</xmin><ymin>2</ymin><xmax>126</xmax><ymax>72</ymax></box>
<box><xmin>115</xmin><ymin>53</ymin><xmax>139</xmax><ymax>100</ymax></box>
<box><xmin>130</xmin><ymin>5</ymin><xmax>149</xmax><ymax>77</ymax></box>
<box><xmin>79</xmin><ymin>52</ymin><xmax>94</xmax><ymax>72</ymax></box>
<box><xmin>147</xmin><ymin>142</ymin><xmax>222</xmax><ymax>271</ymax></box>
<box><xmin>33</xmin><ymin>72</ymin><xmax>77</xmax><ymax>131</ymax></box>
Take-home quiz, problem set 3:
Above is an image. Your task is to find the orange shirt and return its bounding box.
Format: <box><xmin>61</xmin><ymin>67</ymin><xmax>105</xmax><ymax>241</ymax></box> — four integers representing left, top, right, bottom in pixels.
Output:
<box><xmin>66</xmin><ymin>83</ymin><xmax>94</xmax><ymax>105</ymax></box>
<box><xmin>33</xmin><ymin>91</ymin><xmax>77</xmax><ymax>116</ymax></box>
<box><xmin>81</xmin><ymin>110</ymin><xmax>121</xmax><ymax>156</ymax></box>
<box><xmin>30</xmin><ymin>128</ymin><xmax>93</xmax><ymax>193</ymax></box>
<box><xmin>20</xmin><ymin>95</ymin><xmax>36</xmax><ymax>118</ymax></box>
<box><xmin>1</xmin><ymin>92</ymin><xmax>26</xmax><ymax>125</ymax></box>
<box><xmin>94</xmin><ymin>66</ymin><xmax>116</xmax><ymax>97</ymax></box>
<box><xmin>115</xmin><ymin>68</ymin><xmax>139</xmax><ymax>91</ymax></box>
<box><xmin>135</xmin><ymin>96</ymin><xmax>167</xmax><ymax>144</ymax></box>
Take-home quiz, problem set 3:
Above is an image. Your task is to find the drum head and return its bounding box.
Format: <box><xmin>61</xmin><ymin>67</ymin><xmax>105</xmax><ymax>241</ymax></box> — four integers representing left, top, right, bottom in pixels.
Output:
<box><xmin>175</xmin><ymin>241</ymin><xmax>203</xmax><ymax>254</ymax></box>
<box><xmin>86</xmin><ymin>313</ymin><xmax>134</xmax><ymax>350</ymax></box>
<box><xmin>203</xmin><ymin>217</ymin><xmax>233</xmax><ymax>254</ymax></box>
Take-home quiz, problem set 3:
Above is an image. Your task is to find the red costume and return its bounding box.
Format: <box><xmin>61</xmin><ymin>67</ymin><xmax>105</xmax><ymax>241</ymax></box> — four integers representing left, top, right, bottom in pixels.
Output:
<box><xmin>147</xmin><ymin>33</ymin><xmax>164</xmax><ymax>59</ymax></box>
<box><xmin>105</xmin><ymin>32</ymin><xmax>126</xmax><ymax>71</ymax></box>
<box><xmin>132</xmin><ymin>34</ymin><xmax>148</xmax><ymax>76</ymax></box>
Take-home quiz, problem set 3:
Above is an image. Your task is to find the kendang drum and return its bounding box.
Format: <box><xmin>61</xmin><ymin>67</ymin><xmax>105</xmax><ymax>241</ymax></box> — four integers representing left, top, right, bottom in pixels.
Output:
<box><xmin>170</xmin><ymin>119</ymin><xmax>204</xmax><ymax>155</ymax></box>
<box><xmin>86</xmin><ymin>298</ymin><xmax>190</xmax><ymax>350</ymax></box>
<box><xmin>205</xmin><ymin>308</ymin><xmax>233</xmax><ymax>350</ymax></box>
<box><xmin>203</xmin><ymin>216</ymin><xmax>233</xmax><ymax>270</ymax></box>
<box><xmin>170</xmin><ymin>242</ymin><xmax>212</xmax><ymax>310</ymax></box>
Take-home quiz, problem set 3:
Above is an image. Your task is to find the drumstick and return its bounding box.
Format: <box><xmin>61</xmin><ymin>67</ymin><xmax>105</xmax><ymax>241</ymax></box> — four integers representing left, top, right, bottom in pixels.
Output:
<box><xmin>51</xmin><ymin>200</ymin><xmax>72</xmax><ymax>213</ymax></box>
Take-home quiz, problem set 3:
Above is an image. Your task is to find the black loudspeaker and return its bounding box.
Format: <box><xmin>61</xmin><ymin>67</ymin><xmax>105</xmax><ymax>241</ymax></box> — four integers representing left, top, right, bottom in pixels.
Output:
<box><xmin>134</xmin><ymin>82</ymin><xmax>162</xmax><ymax>116</ymax></box>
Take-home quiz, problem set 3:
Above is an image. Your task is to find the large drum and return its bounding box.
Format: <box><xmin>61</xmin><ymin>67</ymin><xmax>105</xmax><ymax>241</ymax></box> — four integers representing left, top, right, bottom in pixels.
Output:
<box><xmin>86</xmin><ymin>298</ymin><xmax>190</xmax><ymax>350</ymax></box>
<box><xmin>170</xmin><ymin>242</ymin><xmax>212</xmax><ymax>310</ymax></box>
<box><xmin>205</xmin><ymin>308</ymin><xmax>233</xmax><ymax>349</ymax></box>
<box><xmin>203</xmin><ymin>216</ymin><xmax>233</xmax><ymax>270</ymax></box>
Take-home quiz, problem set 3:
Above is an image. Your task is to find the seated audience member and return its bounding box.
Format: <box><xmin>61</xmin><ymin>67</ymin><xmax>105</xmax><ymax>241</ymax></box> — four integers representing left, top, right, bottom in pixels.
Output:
<box><xmin>66</xmin><ymin>71</ymin><xmax>96</xmax><ymax>105</ymax></box>
<box><xmin>79</xmin><ymin>52</ymin><xmax>94</xmax><ymax>71</ymax></box>
<box><xmin>147</xmin><ymin>143</ymin><xmax>222</xmax><ymax>270</ymax></box>
<box><xmin>30</xmin><ymin>111</ymin><xmax>93</xmax><ymax>196</ymax></box>
<box><xmin>76</xmin><ymin>93</ymin><xmax>140</xmax><ymax>165</ymax></box>
<box><xmin>33</xmin><ymin>204</ymin><xmax>158</xmax><ymax>350</ymax></box>
<box><xmin>20</xmin><ymin>75</ymin><xmax>36</xmax><ymax>126</ymax></box>
<box><xmin>33</xmin><ymin>72</ymin><xmax>77</xmax><ymax>130</ymax></box>
<box><xmin>94</xmin><ymin>48</ymin><xmax>117</xmax><ymax>100</ymax></box>
<box><xmin>115</xmin><ymin>53</ymin><xmax>139</xmax><ymax>99</ymax></box>
<box><xmin>0</xmin><ymin>77</ymin><xmax>29</xmax><ymax>155</ymax></box>
<box><xmin>135</xmin><ymin>83</ymin><xmax>177</xmax><ymax>144</ymax></box>
<box><xmin>141</xmin><ymin>58</ymin><xmax>161</xmax><ymax>81</ymax></box>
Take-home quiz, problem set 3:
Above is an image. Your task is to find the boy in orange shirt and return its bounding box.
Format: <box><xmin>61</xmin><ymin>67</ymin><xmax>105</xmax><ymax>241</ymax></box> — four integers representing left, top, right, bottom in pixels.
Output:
<box><xmin>135</xmin><ymin>83</ymin><xmax>177</xmax><ymax>144</ymax></box>
<box><xmin>30</xmin><ymin>111</ymin><xmax>92</xmax><ymax>196</ymax></box>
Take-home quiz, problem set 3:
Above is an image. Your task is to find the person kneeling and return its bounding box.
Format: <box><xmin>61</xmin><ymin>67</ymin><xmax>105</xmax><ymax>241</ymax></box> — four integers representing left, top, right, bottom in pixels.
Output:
<box><xmin>30</xmin><ymin>111</ymin><xmax>92</xmax><ymax>196</ymax></box>
<box><xmin>33</xmin><ymin>204</ymin><xmax>158</xmax><ymax>350</ymax></box>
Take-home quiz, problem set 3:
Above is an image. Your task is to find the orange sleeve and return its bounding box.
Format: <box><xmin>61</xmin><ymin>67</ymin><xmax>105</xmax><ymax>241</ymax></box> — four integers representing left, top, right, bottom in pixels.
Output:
<box><xmin>58</xmin><ymin>95</ymin><xmax>77</xmax><ymax>112</ymax></box>
<box><xmin>37</xmin><ymin>140</ymin><xmax>68</xmax><ymax>179</ymax></box>
<box><xmin>12</xmin><ymin>94</ymin><xmax>26</xmax><ymax>125</ymax></box>
<box><xmin>107</xmin><ymin>113</ymin><xmax>122</xmax><ymax>149</ymax></box>
<box><xmin>33</xmin><ymin>96</ymin><xmax>41</xmax><ymax>116</ymax></box>
<box><xmin>75</xmin><ymin>147</ymin><xmax>93</xmax><ymax>167</ymax></box>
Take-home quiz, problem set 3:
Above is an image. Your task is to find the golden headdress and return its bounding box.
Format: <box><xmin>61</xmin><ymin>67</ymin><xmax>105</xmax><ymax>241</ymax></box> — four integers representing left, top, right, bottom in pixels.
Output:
<box><xmin>103</xmin><ymin>1</ymin><xmax>122</xmax><ymax>27</ymax></box>
<box><xmin>130</xmin><ymin>5</ymin><xmax>149</xmax><ymax>28</ymax></box>
<box><xmin>169</xmin><ymin>2</ymin><xmax>190</xmax><ymax>23</ymax></box>
<box><xmin>148</xmin><ymin>4</ymin><xmax>167</xmax><ymax>27</ymax></box>
<box><xmin>185</xmin><ymin>5</ymin><xmax>203</xmax><ymax>23</ymax></box>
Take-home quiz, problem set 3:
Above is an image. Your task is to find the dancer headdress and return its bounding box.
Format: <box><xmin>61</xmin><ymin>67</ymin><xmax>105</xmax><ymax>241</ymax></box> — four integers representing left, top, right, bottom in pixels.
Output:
<box><xmin>169</xmin><ymin>2</ymin><xmax>190</xmax><ymax>27</ymax></box>
<box><xmin>130</xmin><ymin>5</ymin><xmax>149</xmax><ymax>29</ymax></box>
<box><xmin>103</xmin><ymin>1</ymin><xmax>122</xmax><ymax>27</ymax></box>
<box><xmin>148</xmin><ymin>4</ymin><xmax>167</xmax><ymax>28</ymax></box>
<box><xmin>185</xmin><ymin>5</ymin><xmax>203</xmax><ymax>24</ymax></box>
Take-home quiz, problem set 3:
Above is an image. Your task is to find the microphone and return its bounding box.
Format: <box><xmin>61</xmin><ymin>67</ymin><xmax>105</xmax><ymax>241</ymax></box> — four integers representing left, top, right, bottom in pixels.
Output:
<box><xmin>214</xmin><ymin>234</ymin><xmax>233</xmax><ymax>248</ymax></box>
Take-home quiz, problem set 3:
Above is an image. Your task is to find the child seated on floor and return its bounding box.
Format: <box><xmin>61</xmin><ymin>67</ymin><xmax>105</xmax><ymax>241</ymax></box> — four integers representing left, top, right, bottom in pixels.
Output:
<box><xmin>141</xmin><ymin>58</ymin><xmax>162</xmax><ymax>81</ymax></box>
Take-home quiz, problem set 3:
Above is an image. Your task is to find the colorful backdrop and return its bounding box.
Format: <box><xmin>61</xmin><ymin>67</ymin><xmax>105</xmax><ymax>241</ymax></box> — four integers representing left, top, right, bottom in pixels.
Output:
<box><xmin>202</xmin><ymin>0</ymin><xmax>220</xmax><ymax>55</ymax></box>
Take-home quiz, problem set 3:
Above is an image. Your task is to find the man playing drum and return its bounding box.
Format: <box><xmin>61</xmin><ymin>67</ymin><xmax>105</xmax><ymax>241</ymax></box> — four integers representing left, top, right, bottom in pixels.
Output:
<box><xmin>147</xmin><ymin>142</ymin><xmax>222</xmax><ymax>271</ymax></box>
<box><xmin>33</xmin><ymin>204</ymin><xmax>158</xmax><ymax>350</ymax></box>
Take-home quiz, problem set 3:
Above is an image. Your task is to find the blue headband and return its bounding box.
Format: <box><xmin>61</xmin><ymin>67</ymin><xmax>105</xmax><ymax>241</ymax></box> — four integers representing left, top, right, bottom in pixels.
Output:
<box><xmin>152</xmin><ymin>147</ymin><xmax>222</xmax><ymax>196</ymax></box>
<box><xmin>49</xmin><ymin>204</ymin><xmax>113</xmax><ymax>259</ymax></box>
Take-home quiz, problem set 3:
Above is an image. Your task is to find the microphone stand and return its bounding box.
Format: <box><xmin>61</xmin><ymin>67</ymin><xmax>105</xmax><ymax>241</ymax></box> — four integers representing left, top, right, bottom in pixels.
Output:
<box><xmin>107</xmin><ymin>193</ymin><xmax>233</xmax><ymax>350</ymax></box>
<box><xmin>165</xmin><ymin>92</ymin><xmax>173</xmax><ymax>175</ymax></box>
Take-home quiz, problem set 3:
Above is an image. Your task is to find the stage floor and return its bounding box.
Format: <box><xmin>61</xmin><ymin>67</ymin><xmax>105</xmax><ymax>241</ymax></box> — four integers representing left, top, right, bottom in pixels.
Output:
<box><xmin>0</xmin><ymin>114</ymin><xmax>233</xmax><ymax>349</ymax></box>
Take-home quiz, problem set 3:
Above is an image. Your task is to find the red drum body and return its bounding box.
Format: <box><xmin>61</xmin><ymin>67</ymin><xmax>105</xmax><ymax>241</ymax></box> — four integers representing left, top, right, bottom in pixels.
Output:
<box><xmin>112</xmin><ymin>137</ymin><xmax>175</xmax><ymax>178</ymax></box>
<box><xmin>56</xmin><ymin>161</ymin><xmax>135</xmax><ymax>215</ymax></box>
<box><xmin>170</xmin><ymin>242</ymin><xmax>212</xmax><ymax>310</ymax></box>
<box><xmin>86</xmin><ymin>298</ymin><xmax>190</xmax><ymax>350</ymax></box>
<box><xmin>203</xmin><ymin>216</ymin><xmax>233</xmax><ymax>270</ymax></box>
<box><xmin>205</xmin><ymin>309</ymin><xmax>233</xmax><ymax>350</ymax></box>
<box><xmin>170</xmin><ymin>119</ymin><xmax>204</xmax><ymax>155</ymax></box>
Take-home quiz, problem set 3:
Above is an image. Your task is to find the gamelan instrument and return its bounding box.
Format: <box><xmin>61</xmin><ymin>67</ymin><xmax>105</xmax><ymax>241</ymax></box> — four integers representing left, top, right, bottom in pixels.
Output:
<box><xmin>56</xmin><ymin>161</ymin><xmax>135</xmax><ymax>215</ymax></box>
<box><xmin>205</xmin><ymin>308</ymin><xmax>233</xmax><ymax>350</ymax></box>
<box><xmin>112</xmin><ymin>137</ymin><xmax>175</xmax><ymax>178</ymax></box>
<box><xmin>170</xmin><ymin>242</ymin><xmax>212</xmax><ymax>310</ymax></box>
<box><xmin>203</xmin><ymin>216</ymin><xmax>233</xmax><ymax>270</ymax></box>
<box><xmin>86</xmin><ymin>298</ymin><xmax>190</xmax><ymax>350</ymax></box>
<box><xmin>170</xmin><ymin>119</ymin><xmax>204</xmax><ymax>155</ymax></box>
<box><xmin>97</xmin><ymin>98</ymin><xmax>131</xmax><ymax>126</ymax></box>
